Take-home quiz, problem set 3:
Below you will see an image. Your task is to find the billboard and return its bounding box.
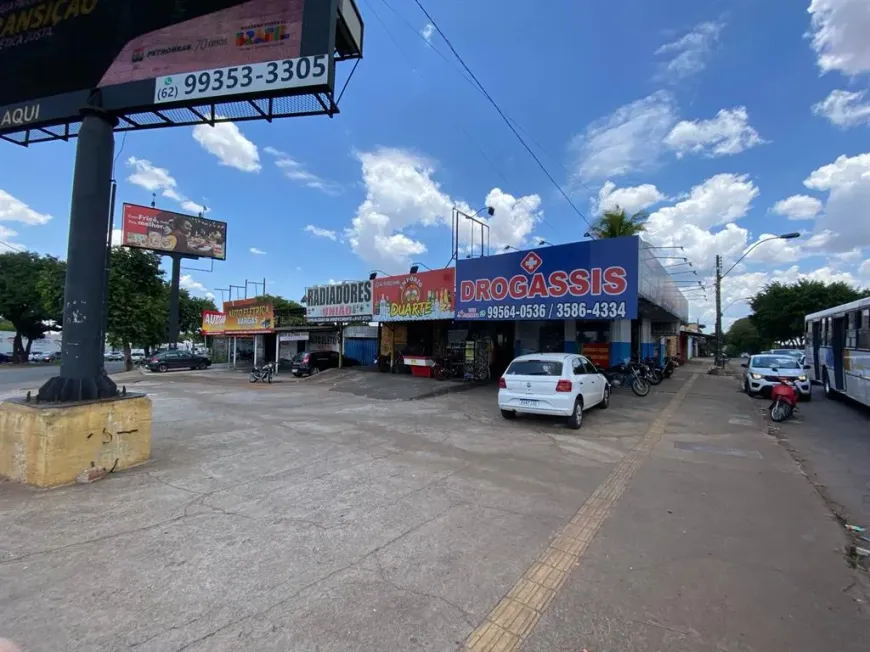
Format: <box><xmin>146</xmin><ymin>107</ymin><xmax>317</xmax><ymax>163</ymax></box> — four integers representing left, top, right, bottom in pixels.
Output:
<box><xmin>0</xmin><ymin>0</ymin><xmax>341</xmax><ymax>136</ymax></box>
<box><xmin>305</xmin><ymin>280</ymin><xmax>372</xmax><ymax>322</ymax></box>
<box><xmin>201</xmin><ymin>311</ymin><xmax>227</xmax><ymax>335</ymax></box>
<box><xmin>455</xmin><ymin>237</ymin><xmax>639</xmax><ymax>321</ymax></box>
<box><xmin>223</xmin><ymin>298</ymin><xmax>274</xmax><ymax>334</ymax></box>
<box><xmin>372</xmin><ymin>268</ymin><xmax>455</xmax><ymax>322</ymax></box>
<box><xmin>122</xmin><ymin>204</ymin><xmax>227</xmax><ymax>259</ymax></box>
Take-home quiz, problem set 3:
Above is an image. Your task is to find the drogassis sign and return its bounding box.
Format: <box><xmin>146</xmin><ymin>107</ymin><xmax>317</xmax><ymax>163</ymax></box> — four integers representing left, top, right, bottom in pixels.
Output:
<box><xmin>455</xmin><ymin>236</ymin><xmax>639</xmax><ymax>321</ymax></box>
<box><xmin>305</xmin><ymin>280</ymin><xmax>373</xmax><ymax>322</ymax></box>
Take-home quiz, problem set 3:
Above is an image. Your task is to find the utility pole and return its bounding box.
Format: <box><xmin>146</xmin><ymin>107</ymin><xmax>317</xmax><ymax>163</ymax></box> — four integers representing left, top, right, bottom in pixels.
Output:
<box><xmin>715</xmin><ymin>254</ymin><xmax>723</xmax><ymax>367</ymax></box>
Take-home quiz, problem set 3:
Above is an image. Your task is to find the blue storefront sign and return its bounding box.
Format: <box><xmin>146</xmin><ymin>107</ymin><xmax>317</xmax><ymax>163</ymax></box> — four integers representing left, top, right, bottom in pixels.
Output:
<box><xmin>455</xmin><ymin>236</ymin><xmax>639</xmax><ymax>321</ymax></box>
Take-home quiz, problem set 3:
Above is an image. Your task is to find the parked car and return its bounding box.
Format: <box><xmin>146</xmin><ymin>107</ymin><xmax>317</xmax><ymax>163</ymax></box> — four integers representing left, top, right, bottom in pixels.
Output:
<box><xmin>37</xmin><ymin>351</ymin><xmax>60</xmax><ymax>363</ymax></box>
<box><xmin>741</xmin><ymin>354</ymin><xmax>811</xmax><ymax>400</ymax></box>
<box><xmin>130</xmin><ymin>349</ymin><xmax>146</xmax><ymax>364</ymax></box>
<box><xmin>147</xmin><ymin>350</ymin><xmax>211</xmax><ymax>372</ymax></box>
<box><xmin>290</xmin><ymin>350</ymin><xmax>341</xmax><ymax>377</ymax></box>
<box><xmin>0</xmin><ymin>352</ymin><xmax>11</xmax><ymax>364</ymax></box>
<box><xmin>498</xmin><ymin>353</ymin><xmax>611</xmax><ymax>429</ymax></box>
<box><xmin>104</xmin><ymin>351</ymin><xmax>124</xmax><ymax>361</ymax></box>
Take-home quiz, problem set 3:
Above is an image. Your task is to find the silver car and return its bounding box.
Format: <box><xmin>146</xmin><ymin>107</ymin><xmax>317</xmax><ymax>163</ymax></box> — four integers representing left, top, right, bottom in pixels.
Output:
<box><xmin>741</xmin><ymin>354</ymin><xmax>811</xmax><ymax>400</ymax></box>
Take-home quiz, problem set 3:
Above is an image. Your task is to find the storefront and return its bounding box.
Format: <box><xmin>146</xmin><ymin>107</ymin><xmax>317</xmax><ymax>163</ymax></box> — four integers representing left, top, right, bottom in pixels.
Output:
<box><xmin>455</xmin><ymin>236</ymin><xmax>642</xmax><ymax>366</ymax></box>
<box><xmin>200</xmin><ymin>298</ymin><xmax>275</xmax><ymax>367</ymax></box>
<box><xmin>373</xmin><ymin>268</ymin><xmax>457</xmax><ymax>376</ymax></box>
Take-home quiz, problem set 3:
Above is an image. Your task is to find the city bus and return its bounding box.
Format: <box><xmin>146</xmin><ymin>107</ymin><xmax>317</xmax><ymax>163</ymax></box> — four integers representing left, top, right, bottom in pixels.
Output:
<box><xmin>804</xmin><ymin>297</ymin><xmax>870</xmax><ymax>405</ymax></box>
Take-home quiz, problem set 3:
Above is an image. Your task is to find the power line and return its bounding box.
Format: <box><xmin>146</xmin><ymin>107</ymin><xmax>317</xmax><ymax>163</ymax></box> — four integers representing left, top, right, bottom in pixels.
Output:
<box><xmin>410</xmin><ymin>0</ymin><xmax>592</xmax><ymax>229</ymax></box>
<box><xmin>0</xmin><ymin>240</ymin><xmax>25</xmax><ymax>253</ymax></box>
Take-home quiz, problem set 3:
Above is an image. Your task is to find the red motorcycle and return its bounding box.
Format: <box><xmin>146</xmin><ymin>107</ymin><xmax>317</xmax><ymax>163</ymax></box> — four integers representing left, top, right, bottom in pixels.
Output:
<box><xmin>769</xmin><ymin>378</ymin><xmax>799</xmax><ymax>422</ymax></box>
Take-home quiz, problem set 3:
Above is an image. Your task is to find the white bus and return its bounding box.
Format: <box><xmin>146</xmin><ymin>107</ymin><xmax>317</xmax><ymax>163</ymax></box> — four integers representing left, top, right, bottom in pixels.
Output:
<box><xmin>804</xmin><ymin>297</ymin><xmax>870</xmax><ymax>405</ymax></box>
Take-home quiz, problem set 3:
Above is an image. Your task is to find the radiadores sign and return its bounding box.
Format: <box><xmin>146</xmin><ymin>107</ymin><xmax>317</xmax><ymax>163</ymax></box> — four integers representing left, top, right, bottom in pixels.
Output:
<box><xmin>455</xmin><ymin>237</ymin><xmax>639</xmax><ymax>321</ymax></box>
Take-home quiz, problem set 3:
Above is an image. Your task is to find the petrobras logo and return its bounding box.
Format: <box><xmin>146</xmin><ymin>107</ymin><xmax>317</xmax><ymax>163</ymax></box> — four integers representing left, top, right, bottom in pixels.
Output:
<box><xmin>459</xmin><ymin>251</ymin><xmax>628</xmax><ymax>303</ymax></box>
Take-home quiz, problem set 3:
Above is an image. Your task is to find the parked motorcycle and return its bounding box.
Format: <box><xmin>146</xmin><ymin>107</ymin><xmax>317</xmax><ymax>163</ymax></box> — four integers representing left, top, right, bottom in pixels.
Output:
<box><xmin>249</xmin><ymin>361</ymin><xmax>275</xmax><ymax>384</ymax></box>
<box><xmin>662</xmin><ymin>357</ymin><xmax>676</xmax><ymax>379</ymax></box>
<box><xmin>602</xmin><ymin>362</ymin><xmax>650</xmax><ymax>396</ymax></box>
<box><xmin>637</xmin><ymin>357</ymin><xmax>663</xmax><ymax>385</ymax></box>
<box><xmin>769</xmin><ymin>378</ymin><xmax>799</xmax><ymax>422</ymax></box>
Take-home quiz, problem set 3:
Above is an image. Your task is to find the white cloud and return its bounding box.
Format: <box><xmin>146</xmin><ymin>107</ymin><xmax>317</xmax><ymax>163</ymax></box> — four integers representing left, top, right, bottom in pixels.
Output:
<box><xmin>0</xmin><ymin>189</ymin><xmax>52</xmax><ymax>225</ymax></box>
<box><xmin>812</xmin><ymin>89</ymin><xmax>870</xmax><ymax>127</ymax></box>
<box><xmin>111</xmin><ymin>228</ymin><xmax>123</xmax><ymax>247</ymax></box>
<box><xmin>346</xmin><ymin>148</ymin><xmax>451</xmax><ymax>269</ymax></box>
<box><xmin>421</xmin><ymin>23</ymin><xmax>435</xmax><ymax>43</ymax></box>
<box><xmin>0</xmin><ymin>224</ymin><xmax>22</xmax><ymax>250</ymax></box>
<box><xmin>570</xmin><ymin>91</ymin><xmax>678</xmax><ymax>180</ymax></box>
<box><xmin>655</xmin><ymin>21</ymin><xmax>724</xmax><ymax>81</ymax></box>
<box><xmin>180</xmin><ymin>200</ymin><xmax>206</xmax><ymax>215</ymax></box>
<box><xmin>249</xmin><ymin>247</ymin><xmax>267</xmax><ymax>255</ymax></box>
<box><xmin>265</xmin><ymin>147</ymin><xmax>340</xmax><ymax>194</ymax></box>
<box><xmin>304</xmin><ymin>224</ymin><xmax>338</xmax><ymax>241</ymax></box>
<box><xmin>808</xmin><ymin>0</ymin><xmax>870</xmax><ymax>76</ymax></box>
<box><xmin>594</xmin><ymin>181</ymin><xmax>666</xmax><ymax>216</ymax></box>
<box><xmin>771</xmin><ymin>194</ymin><xmax>823</xmax><ymax>220</ymax></box>
<box><xmin>665</xmin><ymin>107</ymin><xmax>765</xmax><ymax>158</ymax></box>
<box><xmin>481</xmin><ymin>188</ymin><xmax>543</xmax><ymax>252</ymax></box>
<box><xmin>803</xmin><ymin>152</ymin><xmax>870</xmax><ymax>250</ymax></box>
<box><xmin>860</xmin><ymin>258</ymin><xmax>870</xmax><ymax>276</ymax></box>
<box><xmin>126</xmin><ymin>157</ymin><xmax>178</xmax><ymax>194</ymax></box>
<box><xmin>179</xmin><ymin>274</ymin><xmax>210</xmax><ymax>296</ymax></box>
<box><xmin>346</xmin><ymin>147</ymin><xmax>543</xmax><ymax>270</ymax></box>
<box><xmin>742</xmin><ymin>233</ymin><xmax>804</xmax><ymax>265</ymax></box>
<box><xmin>642</xmin><ymin>174</ymin><xmax>760</xmax><ymax>274</ymax></box>
<box><xmin>646</xmin><ymin>173</ymin><xmax>759</xmax><ymax>232</ymax></box>
<box><xmin>192</xmin><ymin>120</ymin><xmax>261</xmax><ymax>172</ymax></box>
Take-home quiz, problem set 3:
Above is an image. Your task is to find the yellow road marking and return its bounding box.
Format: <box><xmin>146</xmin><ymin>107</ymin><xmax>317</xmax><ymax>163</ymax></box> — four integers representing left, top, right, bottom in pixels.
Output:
<box><xmin>464</xmin><ymin>373</ymin><xmax>699</xmax><ymax>651</ymax></box>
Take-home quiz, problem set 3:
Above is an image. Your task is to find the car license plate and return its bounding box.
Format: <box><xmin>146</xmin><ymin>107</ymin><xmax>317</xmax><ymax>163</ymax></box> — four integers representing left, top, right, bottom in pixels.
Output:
<box><xmin>520</xmin><ymin>399</ymin><xmax>537</xmax><ymax>407</ymax></box>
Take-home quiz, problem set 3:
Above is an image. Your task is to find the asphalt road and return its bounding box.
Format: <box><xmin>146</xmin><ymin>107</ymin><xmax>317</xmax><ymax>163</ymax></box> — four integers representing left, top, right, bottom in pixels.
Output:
<box><xmin>770</xmin><ymin>382</ymin><xmax>870</xmax><ymax>530</ymax></box>
<box><xmin>0</xmin><ymin>361</ymin><xmax>126</xmax><ymax>394</ymax></box>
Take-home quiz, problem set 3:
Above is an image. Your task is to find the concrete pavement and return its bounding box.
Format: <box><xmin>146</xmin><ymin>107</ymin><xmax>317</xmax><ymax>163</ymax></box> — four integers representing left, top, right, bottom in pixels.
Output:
<box><xmin>1</xmin><ymin>366</ymin><xmax>868</xmax><ymax>651</ymax></box>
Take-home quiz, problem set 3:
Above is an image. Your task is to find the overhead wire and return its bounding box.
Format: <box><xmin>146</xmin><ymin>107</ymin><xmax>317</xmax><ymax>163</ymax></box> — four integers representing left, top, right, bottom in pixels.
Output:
<box><xmin>409</xmin><ymin>0</ymin><xmax>592</xmax><ymax>229</ymax></box>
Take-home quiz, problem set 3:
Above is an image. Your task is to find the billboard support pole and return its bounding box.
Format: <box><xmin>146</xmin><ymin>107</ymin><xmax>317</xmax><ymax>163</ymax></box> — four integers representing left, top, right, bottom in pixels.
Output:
<box><xmin>39</xmin><ymin>109</ymin><xmax>119</xmax><ymax>402</ymax></box>
<box><xmin>168</xmin><ymin>253</ymin><xmax>182</xmax><ymax>350</ymax></box>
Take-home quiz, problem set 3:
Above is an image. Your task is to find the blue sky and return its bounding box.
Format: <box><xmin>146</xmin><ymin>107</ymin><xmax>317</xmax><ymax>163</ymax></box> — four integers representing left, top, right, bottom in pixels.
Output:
<box><xmin>1</xmin><ymin>0</ymin><xmax>869</xmax><ymax>329</ymax></box>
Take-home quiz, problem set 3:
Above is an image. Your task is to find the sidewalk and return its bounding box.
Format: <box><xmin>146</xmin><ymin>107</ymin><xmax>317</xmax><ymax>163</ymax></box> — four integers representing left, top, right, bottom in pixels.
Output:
<box><xmin>475</xmin><ymin>371</ymin><xmax>870</xmax><ymax>651</ymax></box>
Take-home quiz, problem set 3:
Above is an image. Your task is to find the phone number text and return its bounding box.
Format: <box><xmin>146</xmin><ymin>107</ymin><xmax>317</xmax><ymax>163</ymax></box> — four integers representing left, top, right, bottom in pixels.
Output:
<box><xmin>482</xmin><ymin>301</ymin><xmax>627</xmax><ymax>320</ymax></box>
<box><xmin>154</xmin><ymin>54</ymin><xmax>329</xmax><ymax>104</ymax></box>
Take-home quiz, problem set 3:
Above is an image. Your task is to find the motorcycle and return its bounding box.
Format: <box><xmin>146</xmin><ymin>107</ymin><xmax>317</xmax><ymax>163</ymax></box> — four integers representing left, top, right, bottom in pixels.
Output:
<box><xmin>662</xmin><ymin>357</ymin><xmax>676</xmax><ymax>379</ymax></box>
<box><xmin>249</xmin><ymin>361</ymin><xmax>275</xmax><ymax>384</ymax></box>
<box><xmin>629</xmin><ymin>359</ymin><xmax>661</xmax><ymax>386</ymax></box>
<box><xmin>769</xmin><ymin>378</ymin><xmax>799</xmax><ymax>422</ymax></box>
<box><xmin>602</xmin><ymin>362</ymin><xmax>650</xmax><ymax>396</ymax></box>
<box><xmin>638</xmin><ymin>357</ymin><xmax>664</xmax><ymax>384</ymax></box>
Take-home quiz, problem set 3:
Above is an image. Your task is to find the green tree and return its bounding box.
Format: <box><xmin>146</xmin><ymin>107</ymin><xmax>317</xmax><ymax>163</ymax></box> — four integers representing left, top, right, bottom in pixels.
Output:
<box><xmin>0</xmin><ymin>252</ymin><xmax>65</xmax><ymax>363</ymax></box>
<box><xmin>178</xmin><ymin>291</ymin><xmax>217</xmax><ymax>342</ymax></box>
<box><xmin>106</xmin><ymin>248</ymin><xmax>167</xmax><ymax>370</ymax></box>
<box><xmin>589</xmin><ymin>207</ymin><xmax>647</xmax><ymax>239</ymax></box>
<box><xmin>750</xmin><ymin>280</ymin><xmax>869</xmax><ymax>347</ymax></box>
<box><xmin>724</xmin><ymin>317</ymin><xmax>765</xmax><ymax>356</ymax></box>
<box><xmin>262</xmin><ymin>294</ymin><xmax>305</xmax><ymax>327</ymax></box>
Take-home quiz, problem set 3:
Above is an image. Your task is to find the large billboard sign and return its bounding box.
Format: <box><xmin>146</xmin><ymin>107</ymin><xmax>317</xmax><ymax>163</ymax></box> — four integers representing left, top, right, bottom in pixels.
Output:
<box><xmin>122</xmin><ymin>204</ymin><xmax>227</xmax><ymax>260</ymax></box>
<box><xmin>305</xmin><ymin>280</ymin><xmax>372</xmax><ymax>322</ymax></box>
<box><xmin>373</xmin><ymin>268</ymin><xmax>455</xmax><ymax>322</ymax></box>
<box><xmin>455</xmin><ymin>237</ymin><xmax>639</xmax><ymax>321</ymax></box>
<box><xmin>0</xmin><ymin>0</ymin><xmax>350</xmax><ymax>137</ymax></box>
<box><xmin>222</xmin><ymin>298</ymin><xmax>274</xmax><ymax>334</ymax></box>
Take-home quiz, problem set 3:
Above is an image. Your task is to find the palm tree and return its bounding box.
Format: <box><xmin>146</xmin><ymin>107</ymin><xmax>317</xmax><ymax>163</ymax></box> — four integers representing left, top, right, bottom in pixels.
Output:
<box><xmin>588</xmin><ymin>207</ymin><xmax>647</xmax><ymax>239</ymax></box>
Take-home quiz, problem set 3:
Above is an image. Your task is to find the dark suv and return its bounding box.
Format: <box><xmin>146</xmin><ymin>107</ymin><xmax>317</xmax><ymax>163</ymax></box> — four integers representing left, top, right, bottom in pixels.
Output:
<box><xmin>147</xmin><ymin>350</ymin><xmax>211</xmax><ymax>372</ymax></box>
<box><xmin>290</xmin><ymin>350</ymin><xmax>340</xmax><ymax>377</ymax></box>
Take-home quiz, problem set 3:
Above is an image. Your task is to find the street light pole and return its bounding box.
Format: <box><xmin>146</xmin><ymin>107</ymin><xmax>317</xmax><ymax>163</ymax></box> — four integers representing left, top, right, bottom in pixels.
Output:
<box><xmin>715</xmin><ymin>255</ymin><xmax>723</xmax><ymax>367</ymax></box>
<box><xmin>714</xmin><ymin>232</ymin><xmax>800</xmax><ymax>366</ymax></box>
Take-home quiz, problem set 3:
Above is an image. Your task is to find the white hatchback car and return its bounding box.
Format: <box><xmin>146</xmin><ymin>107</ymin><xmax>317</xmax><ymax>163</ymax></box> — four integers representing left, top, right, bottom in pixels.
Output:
<box><xmin>498</xmin><ymin>353</ymin><xmax>611</xmax><ymax>429</ymax></box>
<box><xmin>741</xmin><ymin>353</ymin><xmax>811</xmax><ymax>400</ymax></box>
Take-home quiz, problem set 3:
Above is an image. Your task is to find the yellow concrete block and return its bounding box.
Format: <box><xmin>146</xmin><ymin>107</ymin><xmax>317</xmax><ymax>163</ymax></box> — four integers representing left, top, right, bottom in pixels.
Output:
<box><xmin>0</xmin><ymin>395</ymin><xmax>151</xmax><ymax>487</ymax></box>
